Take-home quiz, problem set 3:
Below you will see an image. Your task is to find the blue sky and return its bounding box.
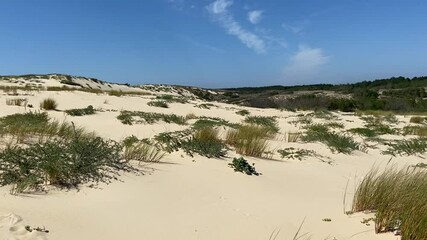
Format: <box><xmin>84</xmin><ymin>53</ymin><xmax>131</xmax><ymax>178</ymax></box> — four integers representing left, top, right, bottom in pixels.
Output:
<box><xmin>1</xmin><ymin>0</ymin><xmax>426</xmax><ymax>88</ymax></box>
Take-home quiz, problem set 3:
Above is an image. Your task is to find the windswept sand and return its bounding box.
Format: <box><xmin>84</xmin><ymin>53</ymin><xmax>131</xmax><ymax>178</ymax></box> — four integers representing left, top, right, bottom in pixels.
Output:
<box><xmin>0</xmin><ymin>87</ymin><xmax>421</xmax><ymax>240</ymax></box>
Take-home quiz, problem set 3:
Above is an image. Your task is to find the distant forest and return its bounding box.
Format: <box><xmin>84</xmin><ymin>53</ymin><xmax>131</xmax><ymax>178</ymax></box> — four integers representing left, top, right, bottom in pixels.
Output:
<box><xmin>208</xmin><ymin>76</ymin><xmax>427</xmax><ymax>113</ymax></box>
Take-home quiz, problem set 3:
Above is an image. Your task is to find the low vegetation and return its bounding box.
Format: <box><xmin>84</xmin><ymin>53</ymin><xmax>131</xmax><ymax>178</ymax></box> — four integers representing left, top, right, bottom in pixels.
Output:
<box><xmin>156</xmin><ymin>94</ymin><xmax>189</xmax><ymax>104</ymax></box>
<box><xmin>181</xmin><ymin>127</ymin><xmax>227</xmax><ymax>158</ymax></box>
<box><xmin>228</xmin><ymin>157</ymin><xmax>259</xmax><ymax>176</ymax></box>
<box><xmin>194</xmin><ymin>103</ymin><xmax>215</xmax><ymax>109</ymax></box>
<box><xmin>382</xmin><ymin>138</ymin><xmax>427</xmax><ymax>157</ymax></box>
<box><xmin>64</xmin><ymin>105</ymin><xmax>96</xmax><ymax>116</ymax></box>
<box><xmin>236</xmin><ymin>109</ymin><xmax>250</xmax><ymax>116</ymax></box>
<box><xmin>117</xmin><ymin>111</ymin><xmax>186</xmax><ymax>125</ymax></box>
<box><xmin>122</xmin><ymin>136</ymin><xmax>165</xmax><ymax>163</ymax></box>
<box><xmin>192</xmin><ymin>117</ymin><xmax>240</xmax><ymax>130</ymax></box>
<box><xmin>409</xmin><ymin>116</ymin><xmax>427</xmax><ymax>124</ymax></box>
<box><xmin>5</xmin><ymin>98</ymin><xmax>27</xmax><ymax>106</ymax></box>
<box><xmin>244</xmin><ymin>116</ymin><xmax>279</xmax><ymax>133</ymax></box>
<box><xmin>147</xmin><ymin>100</ymin><xmax>169</xmax><ymax>108</ymax></box>
<box><xmin>352</xmin><ymin>167</ymin><xmax>427</xmax><ymax>239</ymax></box>
<box><xmin>402</xmin><ymin>126</ymin><xmax>427</xmax><ymax>137</ymax></box>
<box><xmin>277</xmin><ymin>148</ymin><xmax>317</xmax><ymax>161</ymax></box>
<box><xmin>40</xmin><ymin>98</ymin><xmax>58</xmax><ymax>110</ymax></box>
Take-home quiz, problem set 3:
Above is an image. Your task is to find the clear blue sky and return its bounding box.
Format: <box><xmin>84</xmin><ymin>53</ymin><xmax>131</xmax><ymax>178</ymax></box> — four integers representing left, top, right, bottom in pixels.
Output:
<box><xmin>1</xmin><ymin>0</ymin><xmax>426</xmax><ymax>88</ymax></box>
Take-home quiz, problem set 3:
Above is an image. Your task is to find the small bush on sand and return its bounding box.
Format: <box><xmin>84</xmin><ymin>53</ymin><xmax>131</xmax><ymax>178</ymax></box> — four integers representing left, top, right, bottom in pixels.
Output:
<box><xmin>192</xmin><ymin>117</ymin><xmax>240</xmax><ymax>130</ymax></box>
<box><xmin>228</xmin><ymin>157</ymin><xmax>259</xmax><ymax>176</ymax></box>
<box><xmin>0</xmin><ymin>136</ymin><xmax>130</xmax><ymax>194</ymax></box>
<box><xmin>195</xmin><ymin>103</ymin><xmax>215</xmax><ymax>109</ymax></box>
<box><xmin>287</xmin><ymin>132</ymin><xmax>301</xmax><ymax>142</ymax></box>
<box><xmin>348</xmin><ymin>127</ymin><xmax>377</xmax><ymax>137</ymax></box>
<box><xmin>402</xmin><ymin>126</ymin><xmax>427</xmax><ymax>137</ymax></box>
<box><xmin>156</xmin><ymin>94</ymin><xmax>188</xmax><ymax>104</ymax></box>
<box><xmin>277</xmin><ymin>148</ymin><xmax>317</xmax><ymax>161</ymax></box>
<box><xmin>409</xmin><ymin>116</ymin><xmax>426</xmax><ymax>124</ymax></box>
<box><xmin>123</xmin><ymin>136</ymin><xmax>165</xmax><ymax>163</ymax></box>
<box><xmin>244</xmin><ymin>116</ymin><xmax>279</xmax><ymax>133</ymax></box>
<box><xmin>154</xmin><ymin>130</ymin><xmax>193</xmax><ymax>153</ymax></box>
<box><xmin>147</xmin><ymin>100</ymin><xmax>169</xmax><ymax>108</ymax></box>
<box><xmin>352</xmin><ymin>167</ymin><xmax>427</xmax><ymax>239</ymax></box>
<box><xmin>236</xmin><ymin>109</ymin><xmax>250</xmax><ymax>116</ymax></box>
<box><xmin>181</xmin><ymin>127</ymin><xmax>227</xmax><ymax>158</ymax></box>
<box><xmin>226</xmin><ymin>125</ymin><xmax>269</xmax><ymax>158</ymax></box>
<box><xmin>40</xmin><ymin>98</ymin><xmax>58</xmax><ymax>110</ymax></box>
<box><xmin>65</xmin><ymin>105</ymin><xmax>96</xmax><ymax>116</ymax></box>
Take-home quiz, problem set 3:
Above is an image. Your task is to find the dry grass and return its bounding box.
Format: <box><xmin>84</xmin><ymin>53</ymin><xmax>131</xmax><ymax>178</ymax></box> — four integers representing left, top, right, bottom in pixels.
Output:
<box><xmin>226</xmin><ymin>125</ymin><xmax>269</xmax><ymax>157</ymax></box>
<box><xmin>40</xmin><ymin>98</ymin><xmax>58</xmax><ymax>110</ymax></box>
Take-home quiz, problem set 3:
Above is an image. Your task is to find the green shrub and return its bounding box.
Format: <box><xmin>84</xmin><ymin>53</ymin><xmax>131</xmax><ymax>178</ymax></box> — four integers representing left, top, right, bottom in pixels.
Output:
<box><xmin>287</xmin><ymin>132</ymin><xmax>301</xmax><ymax>142</ymax></box>
<box><xmin>348</xmin><ymin>127</ymin><xmax>377</xmax><ymax>137</ymax></box>
<box><xmin>181</xmin><ymin>128</ymin><xmax>227</xmax><ymax>158</ymax></box>
<box><xmin>117</xmin><ymin>111</ymin><xmax>186</xmax><ymax>125</ymax></box>
<box><xmin>65</xmin><ymin>105</ymin><xmax>96</xmax><ymax>116</ymax></box>
<box><xmin>244</xmin><ymin>116</ymin><xmax>279</xmax><ymax>133</ymax></box>
<box><xmin>154</xmin><ymin>130</ymin><xmax>193</xmax><ymax>153</ymax></box>
<box><xmin>40</xmin><ymin>98</ymin><xmax>58</xmax><ymax>110</ymax></box>
<box><xmin>147</xmin><ymin>100</ymin><xmax>169</xmax><ymax>108</ymax></box>
<box><xmin>156</xmin><ymin>94</ymin><xmax>188</xmax><ymax>103</ymax></box>
<box><xmin>277</xmin><ymin>148</ymin><xmax>317</xmax><ymax>161</ymax></box>
<box><xmin>0</xmin><ymin>136</ymin><xmax>130</xmax><ymax>193</ymax></box>
<box><xmin>228</xmin><ymin>157</ymin><xmax>259</xmax><ymax>176</ymax></box>
<box><xmin>192</xmin><ymin>117</ymin><xmax>240</xmax><ymax>130</ymax></box>
<box><xmin>226</xmin><ymin>125</ymin><xmax>269</xmax><ymax>157</ymax></box>
<box><xmin>195</xmin><ymin>103</ymin><xmax>215</xmax><ymax>109</ymax></box>
<box><xmin>236</xmin><ymin>109</ymin><xmax>250</xmax><ymax>116</ymax></box>
<box><xmin>402</xmin><ymin>126</ymin><xmax>427</xmax><ymax>137</ymax></box>
<box><xmin>352</xmin><ymin>167</ymin><xmax>427</xmax><ymax>239</ymax></box>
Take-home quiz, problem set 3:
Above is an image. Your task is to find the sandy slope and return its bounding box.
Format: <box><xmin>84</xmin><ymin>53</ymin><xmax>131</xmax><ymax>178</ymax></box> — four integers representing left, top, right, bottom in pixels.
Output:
<box><xmin>0</xmin><ymin>88</ymin><xmax>422</xmax><ymax>240</ymax></box>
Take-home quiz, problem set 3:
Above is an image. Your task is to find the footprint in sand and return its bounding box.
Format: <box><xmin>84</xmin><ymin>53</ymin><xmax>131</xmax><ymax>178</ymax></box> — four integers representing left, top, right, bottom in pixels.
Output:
<box><xmin>0</xmin><ymin>213</ymin><xmax>48</xmax><ymax>240</ymax></box>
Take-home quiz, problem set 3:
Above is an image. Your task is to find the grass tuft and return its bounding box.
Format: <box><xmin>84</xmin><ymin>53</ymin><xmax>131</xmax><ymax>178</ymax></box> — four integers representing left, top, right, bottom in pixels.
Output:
<box><xmin>147</xmin><ymin>100</ymin><xmax>169</xmax><ymax>108</ymax></box>
<box><xmin>40</xmin><ymin>98</ymin><xmax>58</xmax><ymax>110</ymax></box>
<box><xmin>226</xmin><ymin>125</ymin><xmax>269</xmax><ymax>158</ymax></box>
<box><xmin>117</xmin><ymin>111</ymin><xmax>186</xmax><ymax>125</ymax></box>
<box><xmin>244</xmin><ymin>116</ymin><xmax>279</xmax><ymax>133</ymax></box>
<box><xmin>65</xmin><ymin>105</ymin><xmax>96</xmax><ymax>116</ymax></box>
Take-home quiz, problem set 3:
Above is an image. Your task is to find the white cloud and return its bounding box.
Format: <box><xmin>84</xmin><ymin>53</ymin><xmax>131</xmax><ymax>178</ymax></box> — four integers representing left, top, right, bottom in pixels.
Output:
<box><xmin>283</xmin><ymin>45</ymin><xmax>329</xmax><ymax>81</ymax></box>
<box><xmin>248</xmin><ymin>10</ymin><xmax>263</xmax><ymax>24</ymax></box>
<box><xmin>207</xmin><ymin>0</ymin><xmax>266</xmax><ymax>54</ymax></box>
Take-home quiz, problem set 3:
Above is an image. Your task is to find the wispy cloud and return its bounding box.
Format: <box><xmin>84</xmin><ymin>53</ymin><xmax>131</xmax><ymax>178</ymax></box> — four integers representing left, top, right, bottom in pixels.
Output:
<box><xmin>206</xmin><ymin>0</ymin><xmax>266</xmax><ymax>54</ymax></box>
<box><xmin>180</xmin><ymin>36</ymin><xmax>224</xmax><ymax>53</ymax></box>
<box><xmin>283</xmin><ymin>45</ymin><xmax>329</xmax><ymax>81</ymax></box>
<box><xmin>248</xmin><ymin>10</ymin><xmax>263</xmax><ymax>24</ymax></box>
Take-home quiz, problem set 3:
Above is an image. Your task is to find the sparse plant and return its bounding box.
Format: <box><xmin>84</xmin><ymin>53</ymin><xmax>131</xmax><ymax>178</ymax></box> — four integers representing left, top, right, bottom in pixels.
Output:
<box><xmin>195</xmin><ymin>103</ymin><xmax>215</xmax><ymax>109</ymax></box>
<box><xmin>123</xmin><ymin>136</ymin><xmax>165</xmax><ymax>163</ymax></box>
<box><xmin>402</xmin><ymin>126</ymin><xmax>427</xmax><ymax>137</ymax></box>
<box><xmin>228</xmin><ymin>157</ymin><xmax>259</xmax><ymax>176</ymax></box>
<box><xmin>40</xmin><ymin>98</ymin><xmax>58</xmax><ymax>110</ymax></box>
<box><xmin>226</xmin><ymin>125</ymin><xmax>269</xmax><ymax>157</ymax></box>
<box><xmin>244</xmin><ymin>116</ymin><xmax>279</xmax><ymax>133</ymax></box>
<box><xmin>65</xmin><ymin>105</ymin><xmax>96</xmax><ymax>116</ymax></box>
<box><xmin>192</xmin><ymin>117</ymin><xmax>240</xmax><ymax>130</ymax></box>
<box><xmin>277</xmin><ymin>148</ymin><xmax>317</xmax><ymax>161</ymax></box>
<box><xmin>236</xmin><ymin>109</ymin><xmax>250</xmax><ymax>116</ymax></box>
<box><xmin>181</xmin><ymin>127</ymin><xmax>227</xmax><ymax>158</ymax></box>
<box><xmin>287</xmin><ymin>132</ymin><xmax>301</xmax><ymax>142</ymax></box>
<box><xmin>410</xmin><ymin>116</ymin><xmax>427</xmax><ymax>124</ymax></box>
<box><xmin>117</xmin><ymin>111</ymin><xmax>186</xmax><ymax>125</ymax></box>
<box><xmin>185</xmin><ymin>113</ymin><xmax>198</xmax><ymax>120</ymax></box>
<box><xmin>382</xmin><ymin>138</ymin><xmax>427</xmax><ymax>157</ymax></box>
<box><xmin>348</xmin><ymin>127</ymin><xmax>377</xmax><ymax>137</ymax></box>
<box><xmin>147</xmin><ymin>100</ymin><xmax>169</xmax><ymax>108</ymax></box>
<box><xmin>6</xmin><ymin>98</ymin><xmax>27</xmax><ymax>106</ymax></box>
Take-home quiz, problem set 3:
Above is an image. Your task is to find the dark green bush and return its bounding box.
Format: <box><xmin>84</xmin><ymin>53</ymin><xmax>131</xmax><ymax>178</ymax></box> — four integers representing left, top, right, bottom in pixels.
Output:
<box><xmin>65</xmin><ymin>105</ymin><xmax>96</xmax><ymax>116</ymax></box>
<box><xmin>147</xmin><ymin>101</ymin><xmax>169</xmax><ymax>108</ymax></box>
<box><xmin>236</xmin><ymin>109</ymin><xmax>250</xmax><ymax>116</ymax></box>
<box><xmin>40</xmin><ymin>98</ymin><xmax>58</xmax><ymax>110</ymax></box>
<box><xmin>117</xmin><ymin>111</ymin><xmax>186</xmax><ymax>125</ymax></box>
<box><xmin>228</xmin><ymin>157</ymin><xmax>259</xmax><ymax>176</ymax></box>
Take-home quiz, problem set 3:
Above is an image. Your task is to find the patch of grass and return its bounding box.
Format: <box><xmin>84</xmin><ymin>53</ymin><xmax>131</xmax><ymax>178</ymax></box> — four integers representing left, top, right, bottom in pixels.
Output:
<box><xmin>0</xmin><ymin>136</ymin><xmax>131</xmax><ymax>194</ymax></box>
<box><xmin>403</xmin><ymin>126</ymin><xmax>427</xmax><ymax>137</ymax></box>
<box><xmin>147</xmin><ymin>100</ymin><xmax>169</xmax><ymax>108</ymax></box>
<box><xmin>352</xmin><ymin>167</ymin><xmax>427</xmax><ymax>239</ymax></box>
<box><xmin>0</xmin><ymin>112</ymin><xmax>92</xmax><ymax>144</ymax></box>
<box><xmin>244</xmin><ymin>116</ymin><xmax>279</xmax><ymax>133</ymax></box>
<box><xmin>348</xmin><ymin>127</ymin><xmax>378</xmax><ymax>137</ymax></box>
<box><xmin>226</xmin><ymin>125</ymin><xmax>269</xmax><ymax>158</ymax></box>
<box><xmin>117</xmin><ymin>111</ymin><xmax>186</xmax><ymax>125</ymax></box>
<box><xmin>277</xmin><ymin>148</ymin><xmax>317</xmax><ymax>161</ymax></box>
<box><xmin>382</xmin><ymin>138</ymin><xmax>427</xmax><ymax>157</ymax></box>
<box><xmin>236</xmin><ymin>109</ymin><xmax>250</xmax><ymax>116</ymax></box>
<box><xmin>6</xmin><ymin>98</ymin><xmax>27</xmax><ymax>106</ymax></box>
<box><xmin>302</xmin><ymin>124</ymin><xmax>360</xmax><ymax>154</ymax></box>
<box><xmin>181</xmin><ymin>127</ymin><xmax>227</xmax><ymax>158</ymax></box>
<box><xmin>308</xmin><ymin>109</ymin><xmax>338</xmax><ymax>120</ymax></box>
<box><xmin>228</xmin><ymin>157</ymin><xmax>259</xmax><ymax>176</ymax></box>
<box><xmin>64</xmin><ymin>105</ymin><xmax>96</xmax><ymax>116</ymax></box>
<box><xmin>123</xmin><ymin>136</ymin><xmax>165</xmax><ymax>163</ymax></box>
<box><xmin>192</xmin><ymin>117</ymin><xmax>240</xmax><ymax>130</ymax></box>
<box><xmin>40</xmin><ymin>98</ymin><xmax>58</xmax><ymax>110</ymax></box>
<box><xmin>409</xmin><ymin>116</ymin><xmax>427</xmax><ymax>124</ymax></box>
<box><xmin>194</xmin><ymin>103</ymin><xmax>215</xmax><ymax>109</ymax></box>
<box><xmin>154</xmin><ymin>130</ymin><xmax>193</xmax><ymax>153</ymax></box>
<box><xmin>287</xmin><ymin>132</ymin><xmax>301</xmax><ymax>142</ymax></box>
<box><xmin>362</xmin><ymin>116</ymin><xmax>398</xmax><ymax>135</ymax></box>
<box><xmin>156</xmin><ymin>94</ymin><xmax>189</xmax><ymax>104</ymax></box>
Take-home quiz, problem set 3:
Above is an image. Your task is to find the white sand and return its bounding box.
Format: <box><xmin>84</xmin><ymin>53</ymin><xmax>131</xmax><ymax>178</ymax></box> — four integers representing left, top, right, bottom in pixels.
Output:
<box><xmin>0</xmin><ymin>82</ymin><xmax>421</xmax><ymax>240</ymax></box>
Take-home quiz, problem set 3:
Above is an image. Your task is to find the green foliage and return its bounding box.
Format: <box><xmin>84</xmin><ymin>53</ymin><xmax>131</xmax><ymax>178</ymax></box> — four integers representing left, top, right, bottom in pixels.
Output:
<box><xmin>0</xmin><ymin>136</ymin><xmax>130</xmax><ymax>193</ymax></box>
<box><xmin>302</xmin><ymin>124</ymin><xmax>360</xmax><ymax>154</ymax></box>
<box><xmin>228</xmin><ymin>157</ymin><xmax>259</xmax><ymax>176</ymax></box>
<box><xmin>156</xmin><ymin>94</ymin><xmax>189</xmax><ymax>103</ymax></box>
<box><xmin>40</xmin><ymin>98</ymin><xmax>58</xmax><ymax>110</ymax></box>
<box><xmin>352</xmin><ymin>167</ymin><xmax>427</xmax><ymax>239</ymax></box>
<box><xmin>147</xmin><ymin>100</ymin><xmax>169</xmax><ymax>108</ymax></box>
<box><xmin>117</xmin><ymin>111</ymin><xmax>186</xmax><ymax>125</ymax></box>
<box><xmin>348</xmin><ymin>127</ymin><xmax>378</xmax><ymax>137</ymax></box>
<box><xmin>244</xmin><ymin>116</ymin><xmax>279</xmax><ymax>133</ymax></box>
<box><xmin>194</xmin><ymin>103</ymin><xmax>215</xmax><ymax>109</ymax></box>
<box><xmin>382</xmin><ymin>138</ymin><xmax>427</xmax><ymax>157</ymax></box>
<box><xmin>65</xmin><ymin>105</ymin><xmax>96</xmax><ymax>116</ymax></box>
<box><xmin>181</xmin><ymin>128</ymin><xmax>227</xmax><ymax>158</ymax></box>
<box><xmin>154</xmin><ymin>130</ymin><xmax>193</xmax><ymax>153</ymax></box>
<box><xmin>361</xmin><ymin>116</ymin><xmax>398</xmax><ymax>135</ymax></box>
<box><xmin>192</xmin><ymin>117</ymin><xmax>240</xmax><ymax>130</ymax></box>
<box><xmin>277</xmin><ymin>148</ymin><xmax>317</xmax><ymax>161</ymax></box>
<box><xmin>410</xmin><ymin>116</ymin><xmax>427</xmax><ymax>124</ymax></box>
<box><xmin>402</xmin><ymin>126</ymin><xmax>427</xmax><ymax>137</ymax></box>
<box><xmin>236</xmin><ymin>109</ymin><xmax>250</xmax><ymax>116</ymax></box>
<box><xmin>226</xmin><ymin>125</ymin><xmax>269</xmax><ymax>157</ymax></box>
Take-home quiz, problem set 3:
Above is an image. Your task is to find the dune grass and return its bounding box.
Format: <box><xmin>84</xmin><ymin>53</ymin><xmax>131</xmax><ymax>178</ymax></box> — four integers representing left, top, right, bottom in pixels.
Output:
<box><xmin>226</xmin><ymin>125</ymin><xmax>269</xmax><ymax>158</ymax></box>
<box><xmin>182</xmin><ymin>127</ymin><xmax>227</xmax><ymax>158</ymax></box>
<box><xmin>156</xmin><ymin>94</ymin><xmax>189</xmax><ymax>103</ymax></box>
<box><xmin>302</xmin><ymin>123</ymin><xmax>360</xmax><ymax>154</ymax></box>
<box><xmin>40</xmin><ymin>98</ymin><xmax>58</xmax><ymax>110</ymax></box>
<box><xmin>117</xmin><ymin>111</ymin><xmax>186</xmax><ymax>125</ymax></box>
<box><xmin>236</xmin><ymin>109</ymin><xmax>250</xmax><ymax>116</ymax></box>
<box><xmin>244</xmin><ymin>116</ymin><xmax>279</xmax><ymax>133</ymax></box>
<box><xmin>122</xmin><ymin>136</ymin><xmax>165</xmax><ymax>163</ymax></box>
<box><xmin>347</xmin><ymin>127</ymin><xmax>378</xmax><ymax>137</ymax></box>
<box><xmin>64</xmin><ymin>105</ymin><xmax>96</xmax><ymax>116</ymax></box>
<box><xmin>409</xmin><ymin>116</ymin><xmax>427</xmax><ymax>124</ymax></box>
<box><xmin>192</xmin><ymin>117</ymin><xmax>240</xmax><ymax>130</ymax></box>
<box><xmin>287</xmin><ymin>132</ymin><xmax>301</xmax><ymax>142</ymax></box>
<box><xmin>5</xmin><ymin>98</ymin><xmax>27</xmax><ymax>106</ymax></box>
<box><xmin>382</xmin><ymin>138</ymin><xmax>427</xmax><ymax>157</ymax></box>
<box><xmin>352</xmin><ymin>167</ymin><xmax>427</xmax><ymax>239</ymax></box>
<box><xmin>0</xmin><ymin>112</ymin><xmax>93</xmax><ymax>144</ymax></box>
<box><xmin>402</xmin><ymin>126</ymin><xmax>427</xmax><ymax>137</ymax></box>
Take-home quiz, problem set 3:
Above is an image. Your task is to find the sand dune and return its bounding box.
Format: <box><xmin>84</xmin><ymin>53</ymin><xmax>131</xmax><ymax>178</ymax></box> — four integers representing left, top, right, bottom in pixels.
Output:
<box><xmin>0</xmin><ymin>80</ymin><xmax>421</xmax><ymax>239</ymax></box>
